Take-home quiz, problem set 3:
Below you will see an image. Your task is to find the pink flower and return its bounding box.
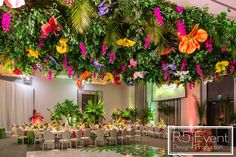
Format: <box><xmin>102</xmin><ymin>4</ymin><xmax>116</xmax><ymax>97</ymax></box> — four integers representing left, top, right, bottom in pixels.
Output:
<box><xmin>181</xmin><ymin>58</ymin><xmax>187</xmax><ymax>71</ymax></box>
<box><xmin>196</xmin><ymin>64</ymin><xmax>203</xmax><ymax>79</ymax></box>
<box><xmin>177</xmin><ymin>20</ymin><xmax>186</xmax><ymax>36</ymax></box>
<box><xmin>48</xmin><ymin>71</ymin><xmax>53</xmax><ymax>80</ymax></box>
<box><xmin>188</xmin><ymin>82</ymin><xmax>195</xmax><ymax>89</ymax></box>
<box><xmin>229</xmin><ymin>61</ymin><xmax>236</xmax><ymax>73</ymax></box>
<box><xmin>205</xmin><ymin>38</ymin><xmax>213</xmax><ymax>52</ymax></box>
<box><xmin>221</xmin><ymin>45</ymin><xmax>228</xmax><ymax>52</ymax></box>
<box><xmin>121</xmin><ymin>64</ymin><xmax>126</xmax><ymax>73</ymax></box>
<box><xmin>109</xmin><ymin>51</ymin><xmax>116</xmax><ymax>63</ymax></box>
<box><xmin>63</xmin><ymin>57</ymin><xmax>68</xmax><ymax>69</ymax></box>
<box><xmin>102</xmin><ymin>42</ymin><xmax>108</xmax><ymax>55</ymax></box>
<box><xmin>129</xmin><ymin>58</ymin><xmax>137</xmax><ymax>68</ymax></box>
<box><xmin>1</xmin><ymin>12</ymin><xmax>11</xmax><ymax>32</ymax></box>
<box><xmin>154</xmin><ymin>7</ymin><xmax>164</xmax><ymax>26</ymax></box>
<box><xmin>38</xmin><ymin>40</ymin><xmax>44</xmax><ymax>48</ymax></box>
<box><xmin>79</xmin><ymin>42</ymin><xmax>87</xmax><ymax>58</ymax></box>
<box><xmin>176</xmin><ymin>6</ymin><xmax>184</xmax><ymax>13</ymax></box>
<box><xmin>68</xmin><ymin>66</ymin><xmax>73</xmax><ymax>78</ymax></box>
<box><xmin>65</xmin><ymin>0</ymin><xmax>73</xmax><ymax>3</ymax></box>
<box><xmin>144</xmin><ymin>34</ymin><xmax>152</xmax><ymax>49</ymax></box>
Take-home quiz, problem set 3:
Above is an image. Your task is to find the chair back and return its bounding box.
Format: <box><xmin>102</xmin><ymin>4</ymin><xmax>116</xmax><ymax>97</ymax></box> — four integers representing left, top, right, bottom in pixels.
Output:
<box><xmin>84</xmin><ymin>128</ymin><xmax>91</xmax><ymax>137</ymax></box>
<box><xmin>110</xmin><ymin>129</ymin><xmax>117</xmax><ymax>138</ymax></box>
<box><xmin>96</xmin><ymin>129</ymin><xmax>104</xmax><ymax>140</ymax></box>
<box><xmin>43</xmin><ymin>131</ymin><xmax>54</xmax><ymax>141</ymax></box>
<box><xmin>121</xmin><ymin>129</ymin><xmax>126</xmax><ymax>137</ymax></box>
<box><xmin>16</xmin><ymin>128</ymin><xmax>24</xmax><ymax>136</ymax></box>
<box><xmin>129</xmin><ymin>128</ymin><xmax>135</xmax><ymax>136</ymax></box>
<box><xmin>62</xmin><ymin>131</ymin><xmax>71</xmax><ymax>140</ymax></box>
<box><xmin>76</xmin><ymin>129</ymin><xmax>82</xmax><ymax>140</ymax></box>
<box><xmin>34</xmin><ymin>130</ymin><xmax>40</xmax><ymax>138</ymax></box>
<box><xmin>12</xmin><ymin>127</ymin><xmax>17</xmax><ymax>135</ymax></box>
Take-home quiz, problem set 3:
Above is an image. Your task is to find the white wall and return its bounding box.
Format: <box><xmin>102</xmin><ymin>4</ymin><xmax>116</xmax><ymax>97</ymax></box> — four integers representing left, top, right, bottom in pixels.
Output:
<box><xmin>181</xmin><ymin>84</ymin><xmax>200</xmax><ymax>126</ymax></box>
<box><xmin>15</xmin><ymin>77</ymin><xmax>135</xmax><ymax>123</ymax></box>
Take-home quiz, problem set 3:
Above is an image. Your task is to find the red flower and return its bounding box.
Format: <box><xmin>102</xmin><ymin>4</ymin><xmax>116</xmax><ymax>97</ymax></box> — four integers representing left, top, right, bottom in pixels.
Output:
<box><xmin>114</xmin><ymin>75</ymin><xmax>121</xmax><ymax>85</ymax></box>
<box><xmin>41</xmin><ymin>18</ymin><xmax>62</xmax><ymax>38</ymax></box>
<box><xmin>13</xmin><ymin>69</ymin><xmax>22</xmax><ymax>75</ymax></box>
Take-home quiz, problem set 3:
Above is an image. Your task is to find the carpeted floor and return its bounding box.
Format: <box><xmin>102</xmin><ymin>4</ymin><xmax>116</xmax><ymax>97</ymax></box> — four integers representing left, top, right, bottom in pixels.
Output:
<box><xmin>0</xmin><ymin>138</ymin><xmax>26</xmax><ymax>157</ymax></box>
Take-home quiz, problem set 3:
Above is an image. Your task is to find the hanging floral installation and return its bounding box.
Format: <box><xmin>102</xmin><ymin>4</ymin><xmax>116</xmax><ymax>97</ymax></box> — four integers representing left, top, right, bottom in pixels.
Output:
<box><xmin>0</xmin><ymin>0</ymin><xmax>236</xmax><ymax>88</ymax></box>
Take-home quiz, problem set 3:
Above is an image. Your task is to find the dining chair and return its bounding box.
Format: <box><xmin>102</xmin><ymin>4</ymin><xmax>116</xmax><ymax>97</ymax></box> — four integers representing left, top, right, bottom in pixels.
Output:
<box><xmin>71</xmin><ymin>130</ymin><xmax>82</xmax><ymax>148</ymax></box>
<box><xmin>34</xmin><ymin>130</ymin><xmax>43</xmax><ymax>145</ymax></box>
<box><xmin>95</xmin><ymin>129</ymin><xmax>105</xmax><ymax>146</ymax></box>
<box><xmin>16</xmin><ymin>128</ymin><xmax>29</xmax><ymax>144</ymax></box>
<box><xmin>117</xmin><ymin>129</ymin><xmax>127</xmax><ymax>145</ymax></box>
<box><xmin>126</xmin><ymin>128</ymin><xmax>135</xmax><ymax>144</ymax></box>
<box><xmin>42</xmin><ymin>131</ymin><xmax>55</xmax><ymax>150</ymax></box>
<box><xmin>59</xmin><ymin>131</ymin><xmax>72</xmax><ymax>149</ymax></box>
<box><xmin>81</xmin><ymin>128</ymin><xmax>91</xmax><ymax>145</ymax></box>
<box><xmin>107</xmin><ymin>129</ymin><xmax>117</xmax><ymax>146</ymax></box>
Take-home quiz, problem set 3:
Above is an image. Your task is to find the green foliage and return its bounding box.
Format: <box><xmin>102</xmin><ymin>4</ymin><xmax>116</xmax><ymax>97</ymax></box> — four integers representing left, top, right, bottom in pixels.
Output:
<box><xmin>49</xmin><ymin>99</ymin><xmax>82</xmax><ymax>126</ymax></box>
<box><xmin>141</xmin><ymin>107</ymin><xmax>154</xmax><ymax>125</ymax></box>
<box><xmin>111</xmin><ymin>107</ymin><xmax>137</xmax><ymax>122</ymax></box>
<box><xmin>83</xmin><ymin>93</ymin><xmax>105</xmax><ymax>124</ymax></box>
<box><xmin>0</xmin><ymin>0</ymin><xmax>236</xmax><ymax>85</ymax></box>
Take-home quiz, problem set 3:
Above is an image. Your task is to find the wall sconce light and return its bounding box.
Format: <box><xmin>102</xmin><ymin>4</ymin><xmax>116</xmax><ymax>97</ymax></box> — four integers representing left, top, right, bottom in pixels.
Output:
<box><xmin>23</xmin><ymin>76</ymin><xmax>32</xmax><ymax>85</ymax></box>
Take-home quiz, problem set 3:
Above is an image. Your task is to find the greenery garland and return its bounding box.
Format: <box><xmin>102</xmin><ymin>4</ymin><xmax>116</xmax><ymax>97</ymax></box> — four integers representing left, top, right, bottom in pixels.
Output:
<box><xmin>0</xmin><ymin>0</ymin><xmax>236</xmax><ymax>87</ymax></box>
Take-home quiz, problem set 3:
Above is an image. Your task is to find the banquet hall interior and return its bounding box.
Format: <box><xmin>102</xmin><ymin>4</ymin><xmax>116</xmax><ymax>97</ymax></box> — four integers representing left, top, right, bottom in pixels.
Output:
<box><xmin>1</xmin><ymin>0</ymin><xmax>236</xmax><ymax>157</ymax></box>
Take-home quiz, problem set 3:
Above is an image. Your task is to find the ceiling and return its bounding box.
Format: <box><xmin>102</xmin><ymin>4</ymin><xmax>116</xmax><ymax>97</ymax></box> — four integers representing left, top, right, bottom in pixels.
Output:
<box><xmin>168</xmin><ymin>0</ymin><xmax>236</xmax><ymax>20</ymax></box>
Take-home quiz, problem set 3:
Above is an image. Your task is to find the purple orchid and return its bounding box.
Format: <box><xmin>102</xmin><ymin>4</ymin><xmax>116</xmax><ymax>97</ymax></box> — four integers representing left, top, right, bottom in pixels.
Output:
<box><xmin>98</xmin><ymin>0</ymin><xmax>116</xmax><ymax>16</ymax></box>
<box><xmin>93</xmin><ymin>59</ymin><xmax>105</xmax><ymax>72</ymax></box>
<box><xmin>126</xmin><ymin>80</ymin><xmax>134</xmax><ymax>86</ymax></box>
<box><xmin>49</xmin><ymin>56</ymin><xmax>59</xmax><ymax>66</ymax></box>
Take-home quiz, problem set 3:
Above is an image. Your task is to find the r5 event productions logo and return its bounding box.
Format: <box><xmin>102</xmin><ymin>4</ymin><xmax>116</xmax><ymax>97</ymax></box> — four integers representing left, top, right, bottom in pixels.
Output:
<box><xmin>168</xmin><ymin>126</ymin><xmax>233</xmax><ymax>155</ymax></box>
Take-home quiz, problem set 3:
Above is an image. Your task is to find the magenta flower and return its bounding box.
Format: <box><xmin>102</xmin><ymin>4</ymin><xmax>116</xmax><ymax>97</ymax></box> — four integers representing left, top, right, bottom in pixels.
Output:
<box><xmin>181</xmin><ymin>58</ymin><xmax>187</xmax><ymax>71</ymax></box>
<box><xmin>205</xmin><ymin>38</ymin><xmax>213</xmax><ymax>52</ymax></box>
<box><xmin>196</xmin><ymin>64</ymin><xmax>203</xmax><ymax>79</ymax></box>
<box><xmin>38</xmin><ymin>40</ymin><xmax>44</xmax><ymax>48</ymax></box>
<box><xmin>48</xmin><ymin>71</ymin><xmax>53</xmax><ymax>80</ymax></box>
<box><xmin>121</xmin><ymin>64</ymin><xmax>126</xmax><ymax>73</ymax></box>
<box><xmin>109</xmin><ymin>51</ymin><xmax>116</xmax><ymax>63</ymax></box>
<box><xmin>154</xmin><ymin>7</ymin><xmax>164</xmax><ymax>26</ymax></box>
<box><xmin>65</xmin><ymin>0</ymin><xmax>73</xmax><ymax>4</ymax></box>
<box><xmin>79</xmin><ymin>42</ymin><xmax>87</xmax><ymax>58</ymax></box>
<box><xmin>221</xmin><ymin>45</ymin><xmax>228</xmax><ymax>52</ymax></box>
<box><xmin>144</xmin><ymin>34</ymin><xmax>151</xmax><ymax>49</ymax></box>
<box><xmin>102</xmin><ymin>42</ymin><xmax>108</xmax><ymax>55</ymax></box>
<box><xmin>129</xmin><ymin>58</ymin><xmax>137</xmax><ymax>68</ymax></box>
<box><xmin>177</xmin><ymin>20</ymin><xmax>186</xmax><ymax>36</ymax></box>
<box><xmin>2</xmin><ymin>12</ymin><xmax>11</xmax><ymax>32</ymax></box>
<box><xmin>176</xmin><ymin>6</ymin><xmax>184</xmax><ymax>13</ymax></box>
<box><xmin>68</xmin><ymin>66</ymin><xmax>73</xmax><ymax>78</ymax></box>
<box><xmin>229</xmin><ymin>61</ymin><xmax>236</xmax><ymax>73</ymax></box>
<box><xmin>63</xmin><ymin>57</ymin><xmax>68</xmax><ymax>69</ymax></box>
<box><xmin>188</xmin><ymin>82</ymin><xmax>195</xmax><ymax>89</ymax></box>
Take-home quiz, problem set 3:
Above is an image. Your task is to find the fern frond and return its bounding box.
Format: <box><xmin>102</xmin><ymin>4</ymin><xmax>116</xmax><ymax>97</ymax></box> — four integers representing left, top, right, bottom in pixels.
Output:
<box><xmin>70</xmin><ymin>0</ymin><xmax>94</xmax><ymax>34</ymax></box>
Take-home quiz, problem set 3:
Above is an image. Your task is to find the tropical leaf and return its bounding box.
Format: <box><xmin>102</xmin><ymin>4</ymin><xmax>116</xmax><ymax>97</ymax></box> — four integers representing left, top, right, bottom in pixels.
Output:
<box><xmin>70</xmin><ymin>0</ymin><xmax>94</xmax><ymax>34</ymax></box>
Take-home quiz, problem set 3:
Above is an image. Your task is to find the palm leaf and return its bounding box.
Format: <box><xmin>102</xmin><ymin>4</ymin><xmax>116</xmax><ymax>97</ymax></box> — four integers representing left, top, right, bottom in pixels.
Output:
<box><xmin>70</xmin><ymin>0</ymin><xmax>94</xmax><ymax>34</ymax></box>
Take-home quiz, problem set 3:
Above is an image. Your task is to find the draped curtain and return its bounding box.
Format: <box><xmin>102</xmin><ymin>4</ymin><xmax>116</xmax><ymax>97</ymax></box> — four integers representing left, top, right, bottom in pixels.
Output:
<box><xmin>0</xmin><ymin>79</ymin><xmax>33</xmax><ymax>130</ymax></box>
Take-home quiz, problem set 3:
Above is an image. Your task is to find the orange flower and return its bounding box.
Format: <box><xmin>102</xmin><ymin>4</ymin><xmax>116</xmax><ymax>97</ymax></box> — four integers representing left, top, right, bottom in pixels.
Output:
<box><xmin>178</xmin><ymin>24</ymin><xmax>208</xmax><ymax>54</ymax></box>
<box><xmin>76</xmin><ymin>71</ymin><xmax>91</xmax><ymax>88</ymax></box>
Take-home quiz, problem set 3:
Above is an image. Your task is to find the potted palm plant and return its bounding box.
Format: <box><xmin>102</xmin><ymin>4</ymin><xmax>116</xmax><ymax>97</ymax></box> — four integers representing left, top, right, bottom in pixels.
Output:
<box><xmin>83</xmin><ymin>93</ymin><xmax>105</xmax><ymax>124</ymax></box>
<box><xmin>48</xmin><ymin>99</ymin><xmax>82</xmax><ymax>126</ymax></box>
